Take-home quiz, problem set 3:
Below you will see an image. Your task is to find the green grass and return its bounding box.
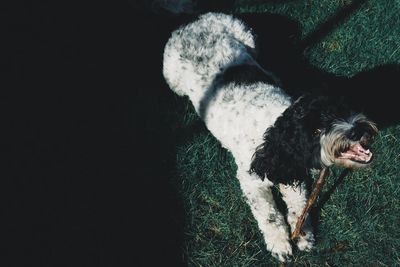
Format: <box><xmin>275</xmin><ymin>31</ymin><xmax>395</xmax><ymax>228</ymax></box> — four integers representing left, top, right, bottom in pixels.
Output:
<box><xmin>166</xmin><ymin>1</ymin><xmax>400</xmax><ymax>266</ymax></box>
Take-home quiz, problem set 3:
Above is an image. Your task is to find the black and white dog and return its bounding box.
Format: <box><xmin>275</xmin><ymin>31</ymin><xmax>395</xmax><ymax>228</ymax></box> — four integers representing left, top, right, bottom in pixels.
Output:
<box><xmin>163</xmin><ymin>13</ymin><xmax>378</xmax><ymax>261</ymax></box>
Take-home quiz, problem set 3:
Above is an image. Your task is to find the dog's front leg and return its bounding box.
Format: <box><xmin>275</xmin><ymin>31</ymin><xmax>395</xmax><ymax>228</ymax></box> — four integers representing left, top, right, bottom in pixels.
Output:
<box><xmin>279</xmin><ymin>183</ymin><xmax>315</xmax><ymax>251</ymax></box>
<box><xmin>236</xmin><ymin>169</ymin><xmax>292</xmax><ymax>262</ymax></box>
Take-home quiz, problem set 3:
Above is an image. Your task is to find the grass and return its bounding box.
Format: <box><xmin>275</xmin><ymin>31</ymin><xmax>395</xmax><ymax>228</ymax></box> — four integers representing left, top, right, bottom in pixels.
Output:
<box><xmin>162</xmin><ymin>0</ymin><xmax>400</xmax><ymax>266</ymax></box>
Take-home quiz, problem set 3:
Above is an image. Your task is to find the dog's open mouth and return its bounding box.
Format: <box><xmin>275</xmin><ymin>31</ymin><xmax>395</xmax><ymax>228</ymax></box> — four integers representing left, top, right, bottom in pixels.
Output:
<box><xmin>339</xmin><ymin>143</ymin><xmax>373</xmax><ymax>164</ymax></box>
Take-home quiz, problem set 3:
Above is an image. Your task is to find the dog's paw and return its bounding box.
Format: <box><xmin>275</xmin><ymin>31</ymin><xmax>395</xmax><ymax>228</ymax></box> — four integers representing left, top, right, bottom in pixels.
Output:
<box><xmin>269</xmin><ymin>239</ymin><xmax>293</xmax><ymax>262</ymax></box>
<box><xmin>296</xmin><ymin>231</ymin><xmax>315</xmax><ymax>251</ymax></box>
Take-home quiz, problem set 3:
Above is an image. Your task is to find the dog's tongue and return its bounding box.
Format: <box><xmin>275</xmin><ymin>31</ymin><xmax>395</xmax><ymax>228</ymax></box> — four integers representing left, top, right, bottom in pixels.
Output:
<box><xmin>340</xmin><ymin>143</ymin><xmax>373</xmax><ymax>162</ymax></box>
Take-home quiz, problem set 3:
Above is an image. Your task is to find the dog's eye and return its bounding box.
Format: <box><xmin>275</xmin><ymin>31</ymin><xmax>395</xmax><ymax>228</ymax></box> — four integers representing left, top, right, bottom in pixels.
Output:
<box><xmin>348</xmin><ymin>130</ymin><xmax>360</xmax><ymax>141</ymax></box>
<box><xmin>314</xmin><ymin>128</ymin><xmax>322</xmax><ymax>136</ymax></box>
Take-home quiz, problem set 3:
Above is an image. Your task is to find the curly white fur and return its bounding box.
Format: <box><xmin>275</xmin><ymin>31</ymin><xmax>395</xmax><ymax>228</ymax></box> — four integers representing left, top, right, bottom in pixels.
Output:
<box><xmin>163</xmin><ymin>12</ymin><xmax>313</xmax><ymax>261</ymax></box>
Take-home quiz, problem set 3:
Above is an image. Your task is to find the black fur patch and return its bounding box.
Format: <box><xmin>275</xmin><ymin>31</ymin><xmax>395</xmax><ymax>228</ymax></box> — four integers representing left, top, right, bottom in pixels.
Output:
<box><xmin>220</xmin><ymin>64</ymin><xmax>280</xmax><ymax>87</ymax></box>
<box><xmin>250</xmin><ymin>95</ymin><xmax>355</xmax><ymax>185</ymax></box>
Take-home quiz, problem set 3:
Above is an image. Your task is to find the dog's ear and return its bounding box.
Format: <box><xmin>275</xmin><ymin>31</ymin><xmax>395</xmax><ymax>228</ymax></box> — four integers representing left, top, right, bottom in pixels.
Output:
<box><xmin>250</xmin><ymin>96</ymin><xmax>323</xmax><ymax>185</ymax></box>
<box><xmin>250</xmin><ymin>127</ymin><xmax>316</xmax><ymax>185</ymax></box>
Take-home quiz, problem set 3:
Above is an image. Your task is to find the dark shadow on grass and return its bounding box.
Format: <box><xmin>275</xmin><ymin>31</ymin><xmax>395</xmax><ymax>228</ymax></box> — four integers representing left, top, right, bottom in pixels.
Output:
<box><xmin>333</xmin><ymin>64</ymin><xmax>400</xmax><ymax>128</ymax></box>
<box><xmin>195</xmin><ymin>0</ymin><xmax>235</xmax><ymax>13</ymax></box>
<box><xmin>126</xmin><ymin>6</ymin><xmax>206</xmax><ymax>267</ymax></box>
<box><xmin>299</xmin><ymin>0</ymin><xmax>368</xmax><ymax>51</ymax></box>
<box><xmin>5</xmin><ymin>2</ymin><xmax>197</xmax><ymax>266</ymax></box>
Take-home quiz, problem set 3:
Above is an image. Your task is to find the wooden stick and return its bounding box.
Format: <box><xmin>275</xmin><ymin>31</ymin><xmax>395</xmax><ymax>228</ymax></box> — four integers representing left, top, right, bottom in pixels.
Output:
<box><xmin>291</xmin><ymin>168</ymin><xmax>329</xmax><ymax>240</ymax></box>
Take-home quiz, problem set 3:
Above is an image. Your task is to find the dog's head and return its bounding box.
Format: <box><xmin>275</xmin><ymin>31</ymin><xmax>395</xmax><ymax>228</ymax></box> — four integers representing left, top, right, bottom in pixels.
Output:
<box><xmin>250</xmin><ymin>95</ymin><xmax>378</xmax><ymax>185</ymax></box>
<box><xmin>319</xmin><ymin>113</ymin><xmax>378</xmax><ymax>169</ymax></box>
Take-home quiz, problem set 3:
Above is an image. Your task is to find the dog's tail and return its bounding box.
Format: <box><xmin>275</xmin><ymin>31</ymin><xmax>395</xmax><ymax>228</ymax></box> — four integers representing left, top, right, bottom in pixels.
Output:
<box><xmin>163</xmin><ymin>12</ymin><xmax>256</xmax><ymax>101</ymax></box>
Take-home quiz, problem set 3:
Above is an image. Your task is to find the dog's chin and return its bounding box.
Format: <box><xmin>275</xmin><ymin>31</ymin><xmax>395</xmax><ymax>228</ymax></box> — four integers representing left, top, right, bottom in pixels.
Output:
<box><xmin>334</xmin><ymin>143</ymin><xmax>373</xmax><ymax>168</ymax></box>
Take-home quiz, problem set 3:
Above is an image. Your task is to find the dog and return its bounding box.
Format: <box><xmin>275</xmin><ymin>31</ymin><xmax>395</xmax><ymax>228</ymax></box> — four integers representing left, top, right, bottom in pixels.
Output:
<box><xmin>162</xmin><ymin>12</ymin><xmax>378</xmax><ymax>262</ymax></box>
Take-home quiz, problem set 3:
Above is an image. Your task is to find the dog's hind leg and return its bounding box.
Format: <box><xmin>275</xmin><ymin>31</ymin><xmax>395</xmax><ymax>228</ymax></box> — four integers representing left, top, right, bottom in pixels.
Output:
<box><xmin>279</xmin><ymin>183</ymin><xmax>315</xmax><ymax>251</ymax></box>
<box><xmin>236</xmin><ymin>169</ymin><xmax>292</xmax><ymax>262</ymax></box>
